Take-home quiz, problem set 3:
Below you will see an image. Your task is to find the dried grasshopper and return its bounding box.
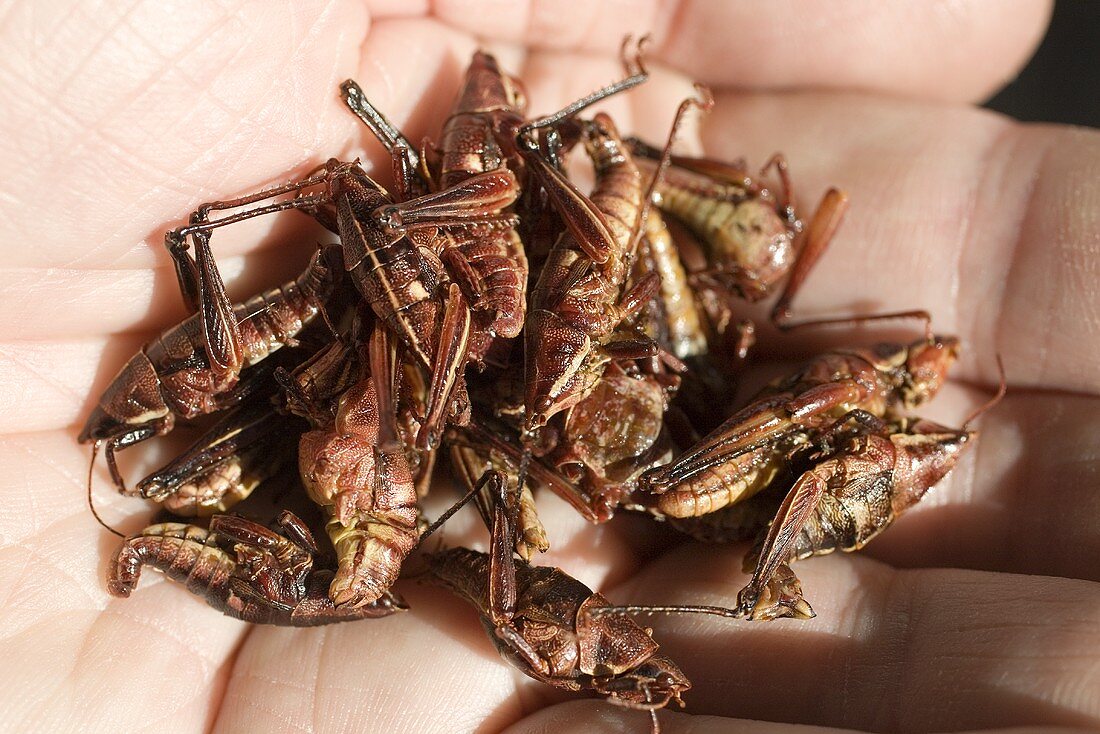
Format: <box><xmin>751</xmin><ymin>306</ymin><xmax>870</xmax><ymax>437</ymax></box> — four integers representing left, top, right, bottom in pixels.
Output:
<box><xmin>158</xmin><ymin>149</ymin><xmax>525</xmax><ymax>454</ymax></box>
<box><xmin>640</xmin><ymin>336</ymin><xmax>960</xmax><ymax>519</ymax></box>
<box><xmin>583</xmin><ymin>379</ymin><xmax>1003</xmax><ymax>646</ymax></box>
<box><xmin>399</xmin><ymin>51</ymin><xmax>532</xmax><ymax>351</ymax></box>
<box><xmin>652</xmin><ymin>380</ymin><xmax>1000</xmax><ymax>623</ymax></box>
<box><xmin>428</xmin><ymin>471</ymin><xmax>690</xmax><ymax>722</ymax></box>
<box><xmin>108</xmin><ymin>510</ymin><xmax>406</xmax><ymax>625</ymax></box>
<box><xmin>734</xmin><ymin>367</ymin><xmax>1004</xmax><ymax>619</ymax></box>
<box><xmin>519</xmin><ymin>91</ymin><xmax>710</xmax><ymax>435</ymax></box>
<box><xmin>734</xmin><ymin>414</ymin><xmax>977</xmax><ymax>620</ymax></box>
<box><xmin>338</xmin><ymin>44</ymin><xmax>650</xmax><ymax>446</ymax></box>
<box><xmin>80</xmin><ymin>242</ymin><xmax>346</xmax><ymax>493</ymax></box>
<box><xmin>137</xmin><ymin>400</ymin><xmax>302</xmax><ymax>517</ymax></box>
<box><xmin>626</xmin><ymin>138</ymin><xmax>848</xmax><ymax>331</ymax></box>
<box><xmin>292</xmin><ymin>322</ymin><xmax>421</xmax><ymax>608</ymax></box>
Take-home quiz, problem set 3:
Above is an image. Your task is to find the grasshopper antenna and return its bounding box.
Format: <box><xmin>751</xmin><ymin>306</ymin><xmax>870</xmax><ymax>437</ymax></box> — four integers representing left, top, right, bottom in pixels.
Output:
<box><xmin>775</xmin><ymin>308</ymin><xmax>934</xmax><ymax>342</ymax></box>
<box><xmin>413</xmin><ymin>480</ymin><xmax>483</xmax><ymax>551</ymax></box>
<box><xmin>963</xmin><ymin>354</ymin><xmax>1007</xmax><ymax>429</ymax></box>
<box><xmin>87</xmin><ymin>442</ymin><xmax>124</xmax><ymax>538</ymax></box>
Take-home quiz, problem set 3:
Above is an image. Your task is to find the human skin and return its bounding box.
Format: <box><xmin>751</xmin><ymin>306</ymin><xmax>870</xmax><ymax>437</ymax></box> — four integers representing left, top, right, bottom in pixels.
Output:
<box><xmin>2</xmin><ymin>1</ymin><xmax>1099</xmax><ymax>732</ymax></box>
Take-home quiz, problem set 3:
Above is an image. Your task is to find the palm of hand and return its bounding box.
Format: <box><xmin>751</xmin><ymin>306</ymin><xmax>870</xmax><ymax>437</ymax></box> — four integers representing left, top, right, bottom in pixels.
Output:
<box><xmin>3</xmin><ymin>3</ymin><xmax>1098</xmax><ymax>733</ymax></box>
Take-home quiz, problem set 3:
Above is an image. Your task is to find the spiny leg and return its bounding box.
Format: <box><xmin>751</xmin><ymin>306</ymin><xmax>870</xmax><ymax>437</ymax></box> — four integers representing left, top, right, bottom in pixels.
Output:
<box><xmin>736</xmin><ymin>467</ymin><xmax>829</xmax><ymax>620</ymax></box>
<box><xmin>483</xmin><ymin>469</ymin><xmax>550</xmax><ymax>675</ymax></box>
<box><xmin>341</xmin><ymin>79</ymin><xmax>416</xmax><ymax>163</ymax></box>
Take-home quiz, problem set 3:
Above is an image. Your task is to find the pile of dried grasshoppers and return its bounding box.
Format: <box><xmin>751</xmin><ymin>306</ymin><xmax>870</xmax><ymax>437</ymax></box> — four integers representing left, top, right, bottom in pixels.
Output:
<box><xmin>81</xmin><ymin>42</ymin><xmax>1002</xmax><ymax>728</ymax></box>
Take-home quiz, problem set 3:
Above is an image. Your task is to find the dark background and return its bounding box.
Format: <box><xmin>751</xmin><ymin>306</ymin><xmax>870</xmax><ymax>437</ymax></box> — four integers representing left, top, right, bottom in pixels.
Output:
<box><xmin>984</xmin><ymin>0</ymin><xmax>1099</xmax><ymax>127</ymax></box>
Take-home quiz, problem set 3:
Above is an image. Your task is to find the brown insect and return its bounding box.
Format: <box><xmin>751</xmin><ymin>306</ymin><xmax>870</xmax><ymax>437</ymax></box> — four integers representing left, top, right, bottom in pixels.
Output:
<box><xmin>390</xmin><ymin>51</ymin><xmax>531</xmax><ymax>351</ymax></box>
<box><xmin>159</xmin><ymin>152</ymin><xmax>522</xmax><ymax>453</ymax></box>
<box><xmin>735</xmin><ymin>364</ymin><xmax>1005</xmax><ymax>619</ymax></box>
<box><xmin>734</xmin><ymin>413</ymin><xmax>978</xmax><ymax>620</ymax></box>
<box><xmin>339</xmin><ymin>44</ymin><xmax>650</xmax><ymax>446</ymax></box>
<box><xmin>427</xmin><ymin>470</ymin><xmax>690</xmax><ymax>725</ymax></box>
<box><xmin>640</xmin><ymin>335</ymin><xmax>960</xmax><ymax>519</ymax></box>
<box><xmin>294</xmin><ymin>323</ymin><xmax>421</xmax><ymax>608</ymax></box>
<box><xmin>519</xmin><ymin>91</ymin><xmax>711</xmax><ymax>436</ymax></box>
<box><xmin>79</xmin><ymin>241</ymin><xmax>345</xmax><ymax>493</ymax></box>
<box><xmin>609</xmin><ymin>373</ymin><xmax>1003</xmax><ymax>627</ymax></box>
<box><xmin>545</xmin><ymin>362</ymin><xmax>676</xmax><ymax>522</ymax></box>
<box><xmin>137</xmin><ymin>400</ymin><xmax>302</xmax><ymax>516</ymax></box>
<box><xmin>626</xmin><ymin>138</ymin><xmax>848</xmax><ymax>332</ymax></box>
<box><xmin>108</xmin><ymin>510</ymin><xmax>406</xmax><ymax>625</ymax></box>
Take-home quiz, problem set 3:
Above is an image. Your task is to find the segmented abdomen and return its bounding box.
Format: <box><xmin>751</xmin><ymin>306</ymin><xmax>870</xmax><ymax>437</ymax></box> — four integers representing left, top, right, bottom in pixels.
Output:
<box><xmin>427</xmin><ymin>546</ymin><xmax>494</xmax><ymax>611</ymax></box>
<box><xmin>459</xmin><ymin>227</ymin><xmax>527</xmax><ymax>335</ymax></box>
<box><xmin>146</xmin><ymin>319</ymin><xmax>229</xmax><ymax>418</ymax></box>
<box><xmin>439</xmin><ymin>114</ymin><xmax>503</xmax><ymax>188</ymax></box>
<box><xmin>298</xmin><ymin>373</ymin><xmax>420</xmax><ymax>608</ymax></box>
<box><xmin>655</xmin><ymin>447</ymin><xmax>786</xmax><ymax>519</ymax></box>
<box><xmin>235</xmin><ymin>281</ymin><xmax>321</xmax><ymax>366</ymax></box>
<box><xmin>108</xmin><ymin>523</ymin><xmax>236</xmax><ymax>606</ymax></box>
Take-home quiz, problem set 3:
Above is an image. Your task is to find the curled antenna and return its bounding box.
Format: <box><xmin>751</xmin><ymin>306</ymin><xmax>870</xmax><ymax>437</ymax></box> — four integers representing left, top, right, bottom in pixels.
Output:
<box><xmin>963</xmin><ymin>354</ymin><xmax>1007</xmax><ymax>429</ymax></box>
<box><xmin>87</xmin><ymin>442</ymin><xmax>124</xmax><ymax>538</ymax></box>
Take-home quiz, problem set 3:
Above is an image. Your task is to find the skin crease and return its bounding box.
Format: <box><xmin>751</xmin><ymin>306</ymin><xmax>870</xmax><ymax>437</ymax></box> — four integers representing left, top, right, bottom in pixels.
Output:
<box><xmin>3</xmin><ymin>1</ymin><xmax>1100</xmax><ymax>732</ymax></box>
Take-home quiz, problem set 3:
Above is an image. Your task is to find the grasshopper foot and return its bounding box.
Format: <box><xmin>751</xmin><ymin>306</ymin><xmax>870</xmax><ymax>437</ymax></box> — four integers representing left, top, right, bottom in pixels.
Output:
<box><xmin>736</xmin><ymin>563</ymin><xmax>815</xmax><ymax>621</ymax></box>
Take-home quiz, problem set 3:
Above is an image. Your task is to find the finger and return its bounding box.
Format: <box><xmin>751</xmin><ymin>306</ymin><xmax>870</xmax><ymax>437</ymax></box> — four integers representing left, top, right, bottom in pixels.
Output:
<box><xmin>431</xmin><ymin>0</ymin><xmax>1051</xmax><ymax>101</ymax></box>
<box><xmin>696</xmin><ymin>92</ymin><xmax>1100</xmax><ymax>395</ymax></box>
<box><xmin>609</xmin><ymin>546</ymin><xmax>1100</xmax><ymax>732</ymax></box>
<box><xmin>0</xmin><ymin>241</ymin><xmax>321</xmax><ymax>342</ymax></box>
<box><xmin>862</xmin><ymin>387</ymin><xmax>1100</xmax><ymax>584</ymax></box>
<box><xmin>28</xmin><ymin>95</ymin><xmax>1100</xmax><ymax>434</ymax></box>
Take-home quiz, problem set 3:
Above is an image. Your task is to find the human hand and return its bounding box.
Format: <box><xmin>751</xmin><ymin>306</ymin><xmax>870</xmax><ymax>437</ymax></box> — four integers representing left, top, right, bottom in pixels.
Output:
<box><xmin>4</xmin><ymin>2</ymin><xmax>1098</xmax><ymax>732</ymax></box>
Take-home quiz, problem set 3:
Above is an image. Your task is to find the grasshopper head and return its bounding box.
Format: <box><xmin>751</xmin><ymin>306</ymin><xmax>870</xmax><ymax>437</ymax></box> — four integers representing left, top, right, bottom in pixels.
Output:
<box><xmin>79</xmin><ymin>353</ymin><xmax>170</xmax><ymax>444</ymax></box>
<box><xmin>900</xmin><ymin>335</ymin><xmax>959</xmax><ymax>409</ymax></box>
